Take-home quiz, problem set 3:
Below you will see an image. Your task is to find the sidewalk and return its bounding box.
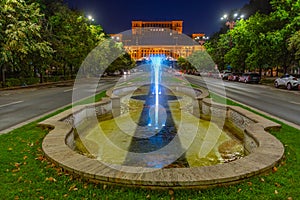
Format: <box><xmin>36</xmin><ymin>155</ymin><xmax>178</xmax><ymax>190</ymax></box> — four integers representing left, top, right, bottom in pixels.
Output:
<box><xmin>260</xmin><ymin>76</ymin><xmax>276</xmax><ymax>86</ymax></box>
<box><xmin>0</xmin><ymin>79</ymin><xmax>75</xmax><ymax>91</ymax></box>
<box><xmin>0</xmin><ymin>76</ymin><xmax>120</xmax><ymax>92</ymax></box>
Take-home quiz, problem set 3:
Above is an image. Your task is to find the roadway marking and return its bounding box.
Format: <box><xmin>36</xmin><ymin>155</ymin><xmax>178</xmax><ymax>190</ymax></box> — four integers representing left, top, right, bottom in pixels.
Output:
<box><xmin>0</xmin><ymin>101</ymin><xmax>24</xmax><ymax>108</ymax></box>
<box><xmin>64</xmin><ymin>88</ymin><xmax>77</xmax><ymax>93</ymax></box>
<box><xmin>289</xmin><ymin>101</ymin><xmax>300</xmax><ymax>105</ymax></box>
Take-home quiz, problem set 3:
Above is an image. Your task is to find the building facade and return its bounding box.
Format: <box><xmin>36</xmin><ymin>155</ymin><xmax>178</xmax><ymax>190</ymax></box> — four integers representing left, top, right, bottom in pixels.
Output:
<box><xmin>111</xmin><ymin>20</ymin><xmax>205</xmax><ymax>61</ymax></box>
<box><xmin>132</xmin><ymin>20</ymin><xmax>183</xmax><ymax>35</ymax></box>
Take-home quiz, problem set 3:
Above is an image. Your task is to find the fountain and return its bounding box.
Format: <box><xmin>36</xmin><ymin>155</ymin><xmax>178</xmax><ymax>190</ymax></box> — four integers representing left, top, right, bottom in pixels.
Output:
<box><xmin>149</xmin><ymin>54</ymin><xmax>165</xmax><ymax>129</ymax></box>
<box><xmin>40</xmin><ymin>53</ymin><xmax>284</xmax><ymax>188</ymax></box>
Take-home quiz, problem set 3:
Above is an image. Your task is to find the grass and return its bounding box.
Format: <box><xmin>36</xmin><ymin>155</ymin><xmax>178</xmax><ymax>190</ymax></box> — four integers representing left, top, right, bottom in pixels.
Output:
<box><xmin>73</xmin><ymin>91</ymin><xmax>107</xmax><ymax>106</ymax></box>
<box><xmin>260</xmin><ymin>77</ymin><xmax>276</xmax><ymax>86</ymax></box>
<box><xmin>0</xmin><ymin>91</ymin><xmax>299</xmax><ymax>199</ymax></box>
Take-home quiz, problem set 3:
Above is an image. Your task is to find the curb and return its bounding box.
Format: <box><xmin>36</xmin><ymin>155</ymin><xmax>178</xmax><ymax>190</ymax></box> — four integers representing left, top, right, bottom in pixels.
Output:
<box><xmin>0</xmin><ymin>80</ymin><xmax>75</xmax><ymax>91</ymax></box>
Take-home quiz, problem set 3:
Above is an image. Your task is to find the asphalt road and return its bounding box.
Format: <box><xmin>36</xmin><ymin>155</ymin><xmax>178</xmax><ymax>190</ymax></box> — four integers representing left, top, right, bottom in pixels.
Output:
<box><xmin>185</xmin><ymin>75</ymin><xmax>300</xmax><ymax>127</ymax></box>
<box><xmin>1</xmin><ymin>74</ymin><xmax>300</xmax><ymax>133</ymax></box>
<box><xmin>0</xmin><ymin>78</ymin><xmax>117</xmax><ymax>133</ymax></box>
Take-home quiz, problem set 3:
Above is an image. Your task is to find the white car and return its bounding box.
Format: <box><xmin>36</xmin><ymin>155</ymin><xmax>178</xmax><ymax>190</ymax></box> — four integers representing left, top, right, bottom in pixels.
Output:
<box><xmin>274</xmin><ymin>74</ymin><xmax>300</xmax><ymax>90</ymax></box>
<box><xmin>219</xmin><ymin>70</ymin><xmax>231</xmax><ymax>80</ymax></box>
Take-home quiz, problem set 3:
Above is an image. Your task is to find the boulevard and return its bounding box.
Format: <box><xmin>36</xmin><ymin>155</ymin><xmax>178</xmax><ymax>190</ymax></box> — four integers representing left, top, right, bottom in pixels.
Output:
<box><xmin>0</xmin><ymin>78</ymin><xmax>117</xmax><ymax>133</ymax></box>
<box><xmin>186</xmin><ymin>75</ymin><xmax>300</xmax><ymax>127</ymax></box>
<box><xmin>1</xmin><ymin>74</ymin><xmax>300</xmax><ymax>133</ymax></box>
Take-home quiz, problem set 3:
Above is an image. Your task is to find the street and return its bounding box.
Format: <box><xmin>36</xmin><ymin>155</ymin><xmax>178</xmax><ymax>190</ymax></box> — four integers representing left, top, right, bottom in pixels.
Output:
<box><xmin>1</xmin><ymin>74</ymin><xmax>300</xmax><ymax>133</ymax></box>
<box><xmin>0</xmin><ymin>78</ymin><xmax>117</xmax><ymax>133</ymax></box>
<box><xmin>186</xmin><ymin>75</ymin><xmax>300</xmax><ymax>127</ymax></box>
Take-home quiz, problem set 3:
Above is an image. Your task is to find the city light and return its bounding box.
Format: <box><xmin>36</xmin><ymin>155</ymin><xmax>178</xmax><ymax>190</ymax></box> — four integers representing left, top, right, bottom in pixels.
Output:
<box><xmin>221</xmin><ymin>13</ymin><xmax>245</xmax><ymax>47</ymax></box>
<box><xmin>87</xmin><ymin>15</ymin><xmax>95</xmax><ymax>22</ymax></box>
<box><xmin>221</xmin><ymin>13</ymin><xmax>245</xmax><ymax>29</ymax></box>
<box><xmin>221</xmin><ymin>13</ymin><xmax>245</xmax><ymax>21</ymax></box>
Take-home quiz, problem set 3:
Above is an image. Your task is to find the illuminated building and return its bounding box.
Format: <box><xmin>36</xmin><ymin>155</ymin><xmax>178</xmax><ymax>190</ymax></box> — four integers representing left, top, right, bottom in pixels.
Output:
<box><xmin>110</xmin><ymin>34</ymin><xmax>122</xmax><ymax>42</ymax></box>
<box><xmin>111</xmin><ymin>20</ymin><xmax>205</xmax><ymax>61</ymax></box>
<box><xmin>132</xmin><ymin>20</ymin><xmax>183</xmax><ymax>34</ymax></box>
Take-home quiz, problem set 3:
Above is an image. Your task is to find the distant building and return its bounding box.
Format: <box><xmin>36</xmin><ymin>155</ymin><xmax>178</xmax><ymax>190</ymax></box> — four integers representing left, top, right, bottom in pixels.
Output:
<box><xmin>192</xmin><ymin>33</ymin><xmax>205</xmax><ymax>39</ymax></box>
<box><xmin>132</xmin><ymin>20</ymin><xmax>183</xmax><ymax>34</ymax></box>
<box><xmin>192</xmin><ymin>33</ymin><xmax>209</xmax><ymax>45</ymax></box>
<box><xmin>110</xmin><ymin>34</ymin><xmax>122</xmax><ymax>42</ymax></box>
<box><xmin>111</xmin><ymin>20</ymin><xmax>206</xmax><ymax>61</ymax></box>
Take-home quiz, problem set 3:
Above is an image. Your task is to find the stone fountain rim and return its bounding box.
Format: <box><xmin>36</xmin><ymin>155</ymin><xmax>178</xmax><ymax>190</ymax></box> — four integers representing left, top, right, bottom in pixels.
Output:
<box><xmin>39</xmin><ymin>86</ymin><xmax>284</xmax><ymax>189</ymax></box>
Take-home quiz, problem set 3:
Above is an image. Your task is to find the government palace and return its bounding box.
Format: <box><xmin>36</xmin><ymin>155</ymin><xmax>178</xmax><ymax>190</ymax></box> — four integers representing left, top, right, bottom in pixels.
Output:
<box><xmin>110</xmin><ymin>20</ymin><xmax>207</xmax><ymax>61</ymax></box>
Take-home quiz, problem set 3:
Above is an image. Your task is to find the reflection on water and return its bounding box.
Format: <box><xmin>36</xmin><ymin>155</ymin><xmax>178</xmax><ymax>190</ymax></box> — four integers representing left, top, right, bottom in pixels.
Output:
<box><xmin>76</xmin><ymin>85</ymin><xmax>244</xmax><ymax>168</ymax></box>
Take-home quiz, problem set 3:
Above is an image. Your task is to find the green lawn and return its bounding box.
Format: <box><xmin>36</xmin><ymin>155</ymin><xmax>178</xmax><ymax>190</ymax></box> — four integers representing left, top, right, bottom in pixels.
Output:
<box><xmin>0</xmin><ymin>92</ymin><xmax>299</xmax><ymax>199</ymax></box>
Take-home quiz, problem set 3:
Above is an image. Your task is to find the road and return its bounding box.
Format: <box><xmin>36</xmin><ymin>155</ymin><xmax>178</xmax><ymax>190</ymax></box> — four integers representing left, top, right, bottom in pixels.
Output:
<box><xmin>1</xmin><ymin>74</ymin><xmax>300</xmax><ymax>133</ymax></box>
<box><xmin>185</xmin><ymin>75</ymin><xmax>300</xmax><ymax>127</ymax></box>
<box><xmin>0</xmin><ymin>78</ymin><xmax>117</xmax><ymax>133</ymax></box>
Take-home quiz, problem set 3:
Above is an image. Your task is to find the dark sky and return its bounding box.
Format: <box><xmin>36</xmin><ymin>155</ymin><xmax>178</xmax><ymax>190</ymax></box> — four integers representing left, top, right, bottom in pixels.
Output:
<box><xmin>64</xmin><ymin>0</ymin><xmax>249</xmax><ymax>36</ymax></box>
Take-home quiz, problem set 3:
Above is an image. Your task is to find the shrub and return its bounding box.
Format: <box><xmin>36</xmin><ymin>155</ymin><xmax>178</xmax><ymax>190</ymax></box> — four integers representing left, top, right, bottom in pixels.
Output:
<box><xmin>6</xmin><ymin>78</ymin><xmax>21</xmax><ymax>87</ymax></box>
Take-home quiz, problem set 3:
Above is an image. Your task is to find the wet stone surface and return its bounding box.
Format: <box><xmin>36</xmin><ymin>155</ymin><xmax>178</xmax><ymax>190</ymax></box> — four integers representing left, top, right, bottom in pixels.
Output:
<box><xmin>41</xmin><ymin>83</ymin><xmax>284</xmax><ymax>188</ymax></box>
<box><xmin>74</xmin><ymin>85</ymin><xmax>244</xmax><ymax>169</ymax></box>
<box><xmin>218</xmin><ymin>140</ymin><xmax>244</xmax><ymax>163</ymax></box>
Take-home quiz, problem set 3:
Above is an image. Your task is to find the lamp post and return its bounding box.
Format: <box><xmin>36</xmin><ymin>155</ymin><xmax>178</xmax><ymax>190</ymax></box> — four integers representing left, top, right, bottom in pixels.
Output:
<box><xmin>221</xmin><ymin>13</ymin><xmax>244</xmax><ymax>30</ymax></box>
<box><xmin>198</xmin><ymin>36</ymin><xmax>209</xmax><ymax>45</ymax></box>
<box><xmin>87</xmin><ymin>15</ymin><xmax>95</xmax><ymax>24</ymax></box>
<box><xmin>221</xmin><ymin>13</ymin><xmax>244</xmax><ymax>47</ymax></box>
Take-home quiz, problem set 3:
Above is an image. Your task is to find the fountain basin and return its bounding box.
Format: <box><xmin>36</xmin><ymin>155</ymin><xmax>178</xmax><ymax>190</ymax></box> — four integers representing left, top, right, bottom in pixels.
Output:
<box><xmin>40</xmin><ymin>86</ymin><xmax>284</xmax><ymax>189</ymax></box>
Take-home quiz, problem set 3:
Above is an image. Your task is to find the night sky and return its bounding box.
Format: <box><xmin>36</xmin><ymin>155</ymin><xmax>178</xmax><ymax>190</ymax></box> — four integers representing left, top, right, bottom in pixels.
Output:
<box><xmin>64</xmin><ymin>0</ymin><xmax>249</xmax><ymax>36</ymax></box>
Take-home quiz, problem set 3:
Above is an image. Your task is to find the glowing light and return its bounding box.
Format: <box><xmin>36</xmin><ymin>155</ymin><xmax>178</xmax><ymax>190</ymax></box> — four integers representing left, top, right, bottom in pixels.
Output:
<box><xmin>87</xmin><ymin>15</ymin><xmax>95</xmax><ymax>22</ymax></box>
<box><xmin>149</xmin><ymin>54</ymin><xmax>165</xmax><ymax>129</ymax></box>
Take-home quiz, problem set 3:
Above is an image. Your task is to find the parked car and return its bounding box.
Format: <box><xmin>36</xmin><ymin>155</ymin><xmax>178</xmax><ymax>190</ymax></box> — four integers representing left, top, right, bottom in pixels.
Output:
<box><xmin>174</xmin><ymin>71</ymin><xmax>183</xmax><ymax>76</ymax></box>
<box><xmin>228</xmin><ymin>72</ymin><xmax>242</xmax><ymax>81</ymax></box>
<box><xmin>274</xmin><ymin>74</ymin><xmax>300</xmax><ymax>90</ymax></box>
<box><xmin>239</xmin><ymin>73</ymin><xmax>261</xmax><ymax>83</ymax></box>
<box><xmin>193</xmin><ymin>70</ymin><xmax>201</xmax><ymax>76</ymax></box>
<box><xmin>220</xmin><ymin>70</ymin><xmax>232</xmax><ymax>80</ymax></box>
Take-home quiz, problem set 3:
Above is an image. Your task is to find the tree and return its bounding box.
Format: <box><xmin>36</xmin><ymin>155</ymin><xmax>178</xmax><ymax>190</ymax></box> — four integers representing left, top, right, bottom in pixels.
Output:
<box><xmin>205</xmin><ymin>0</ymin><xmax>300</xmax><ymax>77</ymax></box>
<box><xmin>177</xmin><ymin>57</ymin><xmax>191</xmax><ymax>71</ymax></box>
<box><xmin>224</xmin><ymin>20</ymin><xmax>249</xmax><ymax>72</ymax></box>
<box><xmin>240</xmin><ymin>0</ymin><xmax>273</xmax><ymax>16</ymax></box>
<box><xmin>0</xmin><ymin>0</ymin><xmax>109</xmax><ymax>86</ymax></box>
<box><xmin>0</xmin><ymin>0</ymin><xmax>53</xmax><ymax>86</ymax></box>
<box><xmin>270</xmin><ymin>0</ymin><xmax>300</xmax><ymax>74</ymax></box>
<box><xmin>206</xmin><ymin>34</ymin><xmax>230</xmax><ymax>71</ymax></box>
<box><xmin>56</xmin><ymin>11</ymin><xmax>107</xmax><ymax>78</ymax></box>
<box><xmin>108</xmin><ymin>52</ymin><xmax>135</xmax><ymax>74</ymax></box>
<box><xmin>289</xmin><ymin>30</ymin><xmax>300</xmax><ymax>66</ymax></box>
<box><xmin>81</xmin><ymin>39</ymin><xmax>125</xmax><ymax>77</ymax></box>
<box><xmin>187</xmin><ymin>50</ymin><xmax>215</xmax><ymax>72</ymax></box>
<box><xmin>244</xmin><ymin>14</ymin><xmax>276</xmax><ymax>75</ymax></box>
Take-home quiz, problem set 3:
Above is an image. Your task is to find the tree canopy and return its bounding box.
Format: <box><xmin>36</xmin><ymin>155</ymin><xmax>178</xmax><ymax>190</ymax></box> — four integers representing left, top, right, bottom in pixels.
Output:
<box><xmin>0</xmin><ymin>0</ymin><xmax>134</xmax><ymax>87</ymax></box>
<box><xmin>206</xmin><ymin>0</ymin><xmax>300</xmax><ymax>76</ymax></box>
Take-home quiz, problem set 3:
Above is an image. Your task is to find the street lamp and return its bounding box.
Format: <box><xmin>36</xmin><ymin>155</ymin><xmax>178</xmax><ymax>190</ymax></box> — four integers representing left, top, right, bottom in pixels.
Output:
<box><xmin>221</xmin><ymin>13</ymin><xmax>244</xmax><ymax>30</ymax></box>
<box><xmin>221</xmin><ymin>13</ymin><xmax>245</xmax><ymax>47</ymax></box>
<box><xmin>87</xmin><ymin>15</ymin><xmax>95</xmax><ymax>23</ymax></box>
<box><xmin>197</xmin><ymin>36</ymin><xmax>209</xmax><ymax>45</ymax></box>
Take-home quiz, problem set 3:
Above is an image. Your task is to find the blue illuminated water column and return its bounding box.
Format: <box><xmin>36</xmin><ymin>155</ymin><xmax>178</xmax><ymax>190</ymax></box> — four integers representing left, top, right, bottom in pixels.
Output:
<box><xmin>149</xmin><ymin>54</ymin><xmax>164</xmax><ymax>129</ymax></box>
